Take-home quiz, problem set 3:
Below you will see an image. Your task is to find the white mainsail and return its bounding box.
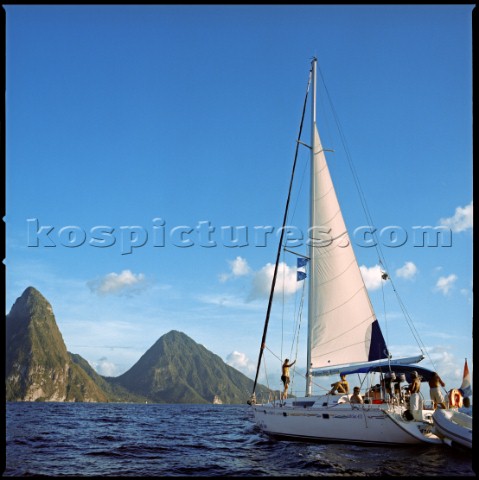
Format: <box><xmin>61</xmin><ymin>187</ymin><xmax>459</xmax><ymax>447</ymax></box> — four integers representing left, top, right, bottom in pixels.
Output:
<box><xmin>308</xmin><ymin>123</ymin><xmax>388</xmax><ymax>372</ymax></box>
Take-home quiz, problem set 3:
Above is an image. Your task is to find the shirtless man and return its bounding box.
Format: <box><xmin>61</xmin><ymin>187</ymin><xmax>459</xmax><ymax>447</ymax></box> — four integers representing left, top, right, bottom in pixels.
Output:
<box><xmin>350</xmin><ymin>386</ymin><xmax>363</xmax><ymax>404</ymax></box>
<box><xmin>408</xmin><ymin>371</ymin><xmax>422</xmax><ymax>416</ymax></box>
<box><xmin>428</xmin><ymin>371</ymin><xmax>446</xmax><ymax>409</ymax></box>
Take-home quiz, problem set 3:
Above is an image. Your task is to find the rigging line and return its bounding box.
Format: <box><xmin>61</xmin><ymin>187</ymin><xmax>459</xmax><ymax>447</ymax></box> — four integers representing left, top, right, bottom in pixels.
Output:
<box><xmin>283</xmin><ymin>248</ymin><xmax>310</xmax><ymax>259</ymax></box>
<box><xmin>317</xmin><ymin>63</ymin><xmax>425</xmax><ymax>351</ymax></box>
<box><xmin>261</xmin><ymin>352</ymin><xmax>274</xmax><ymax>402</ymax></box>
<box><xmin>290</xmin><ymin>276</ymin><xmax>305</xmax><ymax>363</ymax></box>
<box><xmin>295</xmin><ymin>369</ymin><xmax>330</xmax><ymax>393</ymax></box>
<box><xmin>288</xmin><ymin>151</ymin><xmax>309</xmax><ymax>225</ymax></box>
<box><xmin>291</xmin><ymin>280</ymin><xmax>306</xmax><ymax>384</ymax></box>
<box><xmin>389</xmin><ymin>279</ymin><xmax>428</xmax><ymax>354</ymax></box>
<box><xmin>378</xmin><ymin>271</ymin><xmax>425</xmax><ymax>354</ymax></box>
<box><xmin>291</xmin><ymin>263</ymin><xmax>300</xmax><ymax>358</ymax></box>
<box><xmin>264</xmin><ymin>344</ymin><xmax>283</xmax><ymax>363</ymax></box>
<box><xmin>318</xmin><ymin>71</ymin><xmax>373</xmax><ymax>228</ymax></box>
<box><xmin>293</xmin><ymin>257</ymin><xmax>307</xmax><ymax>354</ymax></box>
<box><xmin>280</xmin><ymin>246</ymin><xmax>286</xmax><ymax>363</ymax></box>
<box><xmin>316</xmin><ymin>64</ymin><xmax>386</xmax><ymax>268</ymax></box>
<box><xmin>251</xmin><ymin>65</ymin><xmax>313</xmax><ymax>396</ymax></box>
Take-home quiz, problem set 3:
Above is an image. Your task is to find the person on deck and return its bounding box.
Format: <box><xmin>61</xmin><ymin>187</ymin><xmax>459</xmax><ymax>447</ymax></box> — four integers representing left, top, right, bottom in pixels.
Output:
<box><xmin>350</xmin><ymin>386</ymin><xmax>363</xmax><ymax>404</ymax></box>
<box><xmin>329</xmin><ymin>374</ymin><xmax>349</xmax><ymax>394</ymax></box>
<box><xmin>428</xmin><ymin>372</ymin><xmax>446</xmax><ymax>409</ymax></box>
<box><xmin>281</xmin><ymin>358</ymin><xmax>296</xmax><ymax>399</ymax></box>
<box><xmin>408</xmin><ymin>371</ymin><xmax>422</xmax><ymax>418</ymax></box>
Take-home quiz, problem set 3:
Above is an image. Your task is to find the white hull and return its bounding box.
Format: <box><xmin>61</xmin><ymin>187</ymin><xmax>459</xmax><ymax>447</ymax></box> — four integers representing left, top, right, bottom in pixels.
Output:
<box><xmin>432</xmin><ymin>408</ymin><xmax>472</xmax><ymax>449</ymax></box>
<box><xmin>252</xmin><ymin>395</ymin><xmax>442</xmax><ymax>446</ymax></box>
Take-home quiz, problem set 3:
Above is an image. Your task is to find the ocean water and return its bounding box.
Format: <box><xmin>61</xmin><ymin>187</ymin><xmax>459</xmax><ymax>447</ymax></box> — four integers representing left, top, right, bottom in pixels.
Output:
<box><xmin>4</xmin><ymin>402</ymin><xmax>475</xmax><ymax>477</ymax></box>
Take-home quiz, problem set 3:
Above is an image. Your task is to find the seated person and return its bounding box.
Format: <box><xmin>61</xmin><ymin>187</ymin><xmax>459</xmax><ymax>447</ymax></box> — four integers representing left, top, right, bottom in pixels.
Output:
<box><xmin>365</xmin><ymin>384</ymin><xmax>381</xmax><ymax>400</ymax></box>
<box><xmin>329</xmin><ymin>374</ymin><xmax>349</xmax><ymax>394</ymax></box>
<box><xmin>350</xmin><ymin>386</ymin><xmax>363</xmax><ymax>404</ymax></box>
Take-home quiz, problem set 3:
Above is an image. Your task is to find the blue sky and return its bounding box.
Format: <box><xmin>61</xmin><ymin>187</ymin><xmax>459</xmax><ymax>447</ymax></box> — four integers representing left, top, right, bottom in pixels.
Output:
<box><xmin>5</xmin><ymin>5</ymin><xmax>473</xmax><ymax>396</ymax></box>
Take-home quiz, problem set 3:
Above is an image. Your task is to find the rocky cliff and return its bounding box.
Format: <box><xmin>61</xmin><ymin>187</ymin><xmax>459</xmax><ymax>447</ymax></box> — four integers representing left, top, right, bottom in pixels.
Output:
<box><xmin>6</xmin><ymin>287</ymin><xmax>108</xmax><ymax>402</ymax></box>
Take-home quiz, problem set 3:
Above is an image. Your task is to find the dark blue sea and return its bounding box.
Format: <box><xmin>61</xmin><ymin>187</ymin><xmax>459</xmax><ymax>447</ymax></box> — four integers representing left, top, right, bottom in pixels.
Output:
<box><xmin>4</xmin><ymin>402</ymin><xmax>476</xmax><ymax>476</ymax></box>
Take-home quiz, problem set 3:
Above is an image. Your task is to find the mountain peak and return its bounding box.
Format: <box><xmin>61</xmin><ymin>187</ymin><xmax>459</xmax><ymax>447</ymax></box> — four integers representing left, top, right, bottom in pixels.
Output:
<box><xmin>115</xmin><ymin>329</ymin><xmax>266</xmax><ymax>404</ymax></box>
<box><xmin>6</xmin><ymin>287</ymin><xmax>108</xmax><ymax>402</ymax></box>
<box><xmin>8</xmin><ymin>286</ymin><xmax>53</xmax><ymax>320</ymax></box>
<box><xmin>21</xmin><ymin>285</ymin><xmax>43</xmax><ymax>297</ymax></box>
<box><xmin>18</xmin><ymin>286</ymin><xmax>48</xmax><ymax>303</ymax></box>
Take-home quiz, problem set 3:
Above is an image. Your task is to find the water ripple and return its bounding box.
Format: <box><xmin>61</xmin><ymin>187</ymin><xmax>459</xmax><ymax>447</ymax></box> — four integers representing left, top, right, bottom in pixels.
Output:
<box><xmin>5</xmin><ymin>402</ymin><xmax>475</xmax><ymax>476</ymax></box>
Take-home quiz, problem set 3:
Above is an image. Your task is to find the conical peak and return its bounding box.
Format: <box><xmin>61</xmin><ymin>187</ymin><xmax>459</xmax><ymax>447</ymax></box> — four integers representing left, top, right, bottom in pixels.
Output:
<box><xmin>8</xmin><ymin>286</ymin><xmax>54</xmax><ymax>321</ymax></box>
<box><xmin>20</xmin><ymin>286</ymin><xmax>46</xmax><ymax>301</ymax></box>
<box><xmin>162</xmin><ymin>330</ymin><xmax>187</xmax><ymax>342</ymax></box>
<box><xmin>20</xmin><ymin>286</ymin><xmax>51</xmax><ymax>308</ymax></box>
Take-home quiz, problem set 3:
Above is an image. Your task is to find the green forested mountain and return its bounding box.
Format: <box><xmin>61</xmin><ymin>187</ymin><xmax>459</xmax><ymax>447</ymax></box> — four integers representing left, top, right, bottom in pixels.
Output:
<box><xmin>68</xmin><ymin>352</ymin><xmax>149</xmax><ymax>403</ymax></box>
<box><xmin>112</xmin><ymin>330</ymin><xmax>271</xmax><ymax>404</ymax></box>
<box><xmin>6</xmin><ymin>287</ymin><xmax>109</xmax><ymax>402</ymax></box>
<box><xmin>6</xmin><ymin>287</ymin><xmax>274</xmax><ymax>404</ymax></box>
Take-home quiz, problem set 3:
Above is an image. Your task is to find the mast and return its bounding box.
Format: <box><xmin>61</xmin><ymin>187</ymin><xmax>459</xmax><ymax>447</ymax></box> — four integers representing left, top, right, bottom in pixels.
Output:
<box><xmin>306</xmin><ymin>57</ymin><xmax>317</xmax><ymax>396</ymax></box>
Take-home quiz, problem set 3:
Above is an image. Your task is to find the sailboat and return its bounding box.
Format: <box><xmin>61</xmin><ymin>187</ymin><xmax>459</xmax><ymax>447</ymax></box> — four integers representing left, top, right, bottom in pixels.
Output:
<box><xmin>248</xmin><ymin>58</ymin><xmax>443</xmax><ymax>446</ymax></box>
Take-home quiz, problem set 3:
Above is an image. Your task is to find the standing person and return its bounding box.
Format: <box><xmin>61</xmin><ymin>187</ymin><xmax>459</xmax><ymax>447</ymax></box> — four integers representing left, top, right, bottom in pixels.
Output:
<box><xmin>329</xmin><ymin>374</ymin><xmax>349</xmax><ymax>394</ymax></box>
<box><xmin>428</xmin><ymin>372</ymin><xmax>446</xmax><ymax>409</ymax></box>
<box><xmin>408</xmin><ymin>371</ymin><xmax>422</xmax><ymax>418</ymax></box>
<box><xmin>281</xmin><ymin>358</ymin><xmax>296</xmax><ymax>399</ymax></box>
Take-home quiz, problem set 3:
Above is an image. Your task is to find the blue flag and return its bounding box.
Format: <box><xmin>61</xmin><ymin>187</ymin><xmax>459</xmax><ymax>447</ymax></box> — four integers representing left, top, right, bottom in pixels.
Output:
<box><xmin>297</xmin><ymin>271</ymin><xmax>307</xmax><ymax>281</ymax></box>
<box><xmin>297</xmin><ymin>257</ymin><xmax>309</xmax><ymax>268</ymax></box>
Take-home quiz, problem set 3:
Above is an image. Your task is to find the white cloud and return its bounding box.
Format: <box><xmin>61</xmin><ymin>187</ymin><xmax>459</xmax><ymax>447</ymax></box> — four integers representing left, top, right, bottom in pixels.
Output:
<box><xmin>87</xmin><ymin>269</ymin><xmax>149</xmax><ymax>296</ymax></box>
<box><xmin>435</xmin><ymin>274</ymin><xmax>458</xmax><ymax>295</ymax></box>
<box><xmin>396</xmin><ymin>261</ymin><xmax>418</xmax><ymax>280</ymax></box>
<box><xmin>248</xmin><ymin>261</ymin><xmax>302</xmax><ymax>301</ymax></box>
<box><xmin>90</xmin><ymin>357</ymin><xmax>119</xmax><ymax>377</ymax></box>
<box><xmin>359</xmin><ymin>264</ymin><xmax>384</xmax><ymax>291</ymax></box>
<box><xmin>219</xmin><ymin>256</ymin><xmax>251</xmax><ymax>282</ymax></box>
<box><xmin>231</xmin><ymin>256</ymin><xmax>251</xmax><ymax>276</ymax></box>
<box><xmin>226</xmin><ymin>350</ymin><xmax>256</xmax><ymax>376</ymax></box>
<box><xmin>439</xmin><ymin>201</ymin><xmax>473</xmax><ymax>232</ymax></box>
